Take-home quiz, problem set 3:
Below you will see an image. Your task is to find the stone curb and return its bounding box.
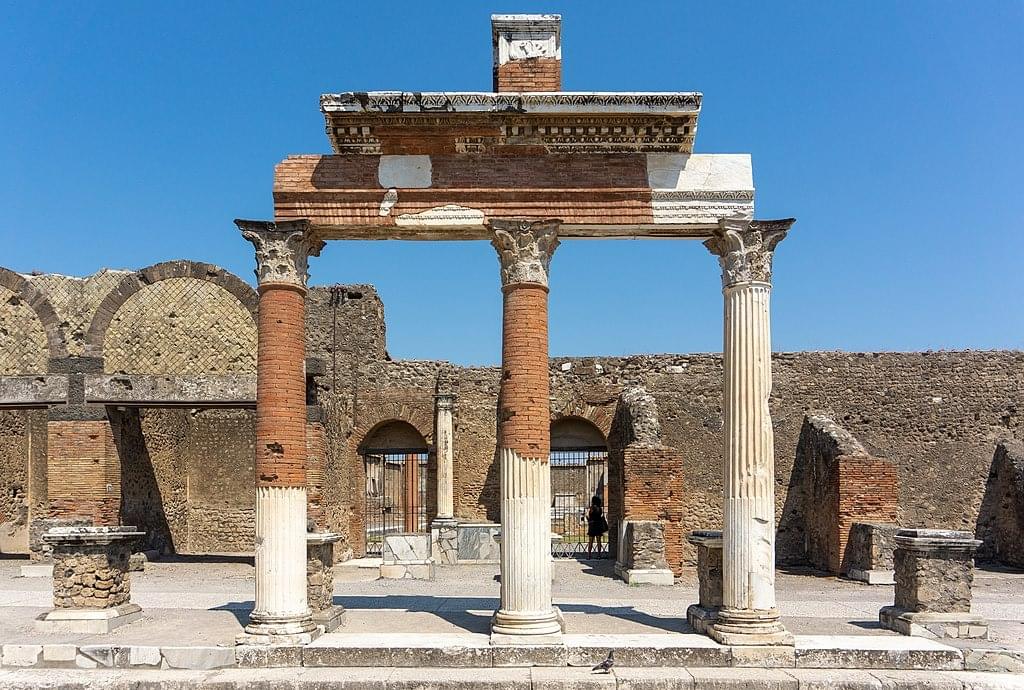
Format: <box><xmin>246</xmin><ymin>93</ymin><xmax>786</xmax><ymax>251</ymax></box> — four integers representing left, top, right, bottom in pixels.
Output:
<box><xmin>0</xmin><ymin>667</ymin><xmax>1023</xmax><ymax>689</ymax></box>
<box><xmin>0</xmin><ymin>640</ymin><xmax>1008</xmax><ymax>673</ymax></box>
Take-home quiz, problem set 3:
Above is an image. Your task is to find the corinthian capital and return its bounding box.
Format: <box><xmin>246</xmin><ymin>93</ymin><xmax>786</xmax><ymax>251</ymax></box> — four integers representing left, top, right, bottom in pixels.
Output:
<box><xmin>487</xmin><ymin>219</ymin><xmax>561</xmax><ymax>288</ymax></box>
<box><xmin>703</xmin><ymin>217</ymin><xmax>794</xmax><ymax>289</ymax></box>
<box><xmin>235</xmin><ymin>219</ymin><xmax>325</xmax><ymax>288</ymax></box>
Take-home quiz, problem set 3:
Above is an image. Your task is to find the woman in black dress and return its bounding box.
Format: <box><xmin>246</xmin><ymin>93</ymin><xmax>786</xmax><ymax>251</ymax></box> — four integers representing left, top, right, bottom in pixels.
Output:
<box><xmin>586</xmin><ymin>495</ymin><xmax>608</xmax><ymax>558</ymax></box>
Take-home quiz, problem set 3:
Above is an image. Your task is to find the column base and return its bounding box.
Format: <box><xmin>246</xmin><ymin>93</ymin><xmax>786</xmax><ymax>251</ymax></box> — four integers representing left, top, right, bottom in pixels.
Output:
<box><xmin>430</xmin><ymin>518</ymin><xmax>459</xmax><ymax>565</ymax></box>
<box><xmin>237</xmin><ymin>611</ymin><xmax>320</xmax><ymax>646</ymax></box>
<box><xmin>36</xmin><ymin>603</ymin><xmax>142</xmax><ymax>634</ymax></box>
<box><xmin>880</xmin><ymin>606</ymin><xmax>989</xmax><ymax>640</ymax></box>
<box><xmin>490</xmin><ymin>607</ymin><xmax>564</xmax><ymax>645</ymax></box>
<box><xmin>686</xmin><ymin>604</ymin><xmax>721</xmax><ymax>634</ymax></box>
<box><xmin>312</xmin><ymin>605</ymin><xmax>347</xmax><ymax>633</ymax></box>
<box><xmin>708</xmin><ymin>607</ymin><xmax>794</xmax><ymax>646</ymax></box>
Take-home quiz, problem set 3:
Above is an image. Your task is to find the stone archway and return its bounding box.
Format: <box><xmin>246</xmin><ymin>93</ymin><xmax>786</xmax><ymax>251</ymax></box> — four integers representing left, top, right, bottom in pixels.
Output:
<box><xmin>83</xmin><ymin>260</ymin><xmax>257</xmax><ymax>368</ymax></box>
<box><xmin>358</xmin><ymin>420</ymin><xmax>431</xmax><ymax>556</ymax></box>
<box><xmin>0</xmin><ymin>267</ymin><xmax>67</xmax><ymax>372</ymax></box>
<box><xmin>550</xmin><ymin>416</ymin><xmax>609</xmax><ymax>558</ymax></box>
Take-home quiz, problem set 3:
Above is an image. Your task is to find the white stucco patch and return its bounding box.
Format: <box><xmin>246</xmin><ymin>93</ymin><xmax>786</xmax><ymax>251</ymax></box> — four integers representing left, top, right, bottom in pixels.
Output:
<box><xmin>646</xmin><ymin>153</ymin><xmax>753</xmax><ymax>191</ymax></box>
<box><xmin>378</xmin><ymin>155</ymin><xmax>432</xmax><ymax>189</ymax></box>
<box><xmin>395</xmin><ymin>205</ymin><xmax>485</xmax><ymax>227</ymax></box>
<box><xmin>379</xmin><ymin>189</ymin><xmax>398</xmax><ymax>216</ymax></box>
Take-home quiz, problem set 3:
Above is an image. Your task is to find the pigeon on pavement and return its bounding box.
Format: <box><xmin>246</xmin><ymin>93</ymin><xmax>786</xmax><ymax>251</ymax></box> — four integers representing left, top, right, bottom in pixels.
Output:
<box><xmin>591</xmin><ymin>650</ymin><xmax>614</xmax><ymax>673</ymax></box>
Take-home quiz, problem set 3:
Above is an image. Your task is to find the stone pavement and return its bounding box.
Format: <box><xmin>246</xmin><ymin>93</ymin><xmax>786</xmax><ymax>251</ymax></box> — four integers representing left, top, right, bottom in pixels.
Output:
<box><xmin>0</xmin><ymin>558</ymin><xmax>1021</xmax><ymax>681</ymax></box>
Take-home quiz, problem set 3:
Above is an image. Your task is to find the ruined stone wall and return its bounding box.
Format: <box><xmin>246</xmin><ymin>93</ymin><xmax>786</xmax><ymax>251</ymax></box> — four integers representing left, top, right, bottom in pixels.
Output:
<box><xmin>3</xmin><ymin>270</ymin><xmax>1022</xmax><ymax>563</ymax></box>
<box><xmin>976</xmin><ymin>440</ymin><xmax>1024</xmax><ymax>567</ymax></box>
<box><xmin>0</xmin><ymin>411</ymin><xmax>31</xmax><ymax>553</ymax></box>
<box><xmin>791</xmin><ymin>415</ymin><xmax>898</xmax><ymax>573</ymax></box>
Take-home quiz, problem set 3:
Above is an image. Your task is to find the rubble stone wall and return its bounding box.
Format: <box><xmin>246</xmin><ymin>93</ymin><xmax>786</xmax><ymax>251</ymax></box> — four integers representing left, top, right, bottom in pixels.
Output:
<box><xmin>51</xmin><ymin>541</ymin><xmax>131</xmax><ymax>609</ymax></box>
<box><xmin>976</xmin><ymin>439</ymin><xmax>1024</xmax><ymax>567</ymax></box>
<box><xmin>3</xmin><ymin>270</ymin><xmax>1022</xmax><ymax>564</ymax></box>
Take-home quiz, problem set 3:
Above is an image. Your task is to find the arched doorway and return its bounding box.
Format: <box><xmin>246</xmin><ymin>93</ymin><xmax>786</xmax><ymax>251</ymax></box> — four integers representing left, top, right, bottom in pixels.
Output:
<box><xmin>550</xmin><ymin>417</ymin><xmax>609</xmax><ymax>558</ymax></box>
<box><xmin>360</xmin><ymin>421</ymin><xmax>430</xmax><ymax>556</ymax></box>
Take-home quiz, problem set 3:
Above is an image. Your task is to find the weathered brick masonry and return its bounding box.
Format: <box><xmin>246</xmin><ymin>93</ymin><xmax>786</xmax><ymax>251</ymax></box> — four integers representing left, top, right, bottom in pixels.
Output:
<box><xmin>255</xmin><ymin>285</ymin><xmax>307</xmax><ymax>488</ymax></box>
<box><xmin>1</xmin><ymin>272</ymin><xmax>1022</xmax><ymax>569</ymax></box>
<box><xmin>46</xmin><ymin>419</ymin><xmax>120</xmax><ymax>526</ymax></box>
<box><xmin>499</xmin><ymin>284</ymin><xmax>551</xmax><ymax>459</ymax></box>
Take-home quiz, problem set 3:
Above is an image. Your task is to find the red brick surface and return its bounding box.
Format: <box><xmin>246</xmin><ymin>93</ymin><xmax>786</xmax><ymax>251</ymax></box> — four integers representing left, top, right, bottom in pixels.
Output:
<box><xmin>838</xmin><ymin>455</ymin><xmax>899</xmax><ymax>573</ymax></box>
<box><xmin>495</xmin><ymin>58</ymin><xmax>561</xmax><ymax>92</ymax></box>
<box><xmin>255</xmin><ymin>284</ymin><xmax>307</xmax><ymax>487</ymax></box>
<box><xmin>306</xmin><ymin>421</ymin><xmax>327</xmax><ymax>529</ymax></box>
<box><xmin>47</xmin><ymin>420</ymin><xmax>120</xmax><ymax>526</ymax></box>
<box><xmin>498</xmin><ymin>284</ymin><xmax>550</xmax><ymax>459</ymax></box>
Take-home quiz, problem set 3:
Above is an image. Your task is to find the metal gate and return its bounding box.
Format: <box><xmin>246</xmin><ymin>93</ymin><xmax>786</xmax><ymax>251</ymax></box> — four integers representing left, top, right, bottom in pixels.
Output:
<box><xmin>550</xmin><ymin>447</ymin><xmax>609</xmax><ymax>558</ymax></box>
<box><xmin>364</xmin><ymin>449</ymin><xmax>429</xmax><ymax>556</ymax></box>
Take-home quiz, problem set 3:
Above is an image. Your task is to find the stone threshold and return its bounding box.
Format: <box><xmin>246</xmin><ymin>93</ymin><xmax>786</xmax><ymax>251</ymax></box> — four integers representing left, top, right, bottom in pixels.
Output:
<box><xmin>1</xmin><ymin>666</ymin><xmax>1023</xmax><ymax>689</ymax></box>
<box><xmin>3</xmin><ymin>633</ymin><xmax>1021</xmax><ymax>673</ymax></box>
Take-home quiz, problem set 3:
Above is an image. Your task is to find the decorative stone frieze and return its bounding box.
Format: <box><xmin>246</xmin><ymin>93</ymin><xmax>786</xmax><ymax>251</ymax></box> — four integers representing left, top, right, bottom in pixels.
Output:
<box><xmin>687</xmin><ymin>530</ymin><xmax>723</xmax><ymax>633</ymax></box>
<box><xmin>488</xmin><ymin>219</ymin><xmax>560</xmax><ymax>288</ymax></box>
<box><xmin>880</xmin><ymin>529</ymin><xmax>988</xmax><ymax>639</ymax></box>
<box><xmin>236</xmin><ymin>219</ymin><xmax>325</xmax><ymax>289</ymax></box>
<box><xmin>703</xmin><ymin>218</ymin><xmax>793</xmax><ymax>288</ymax></box>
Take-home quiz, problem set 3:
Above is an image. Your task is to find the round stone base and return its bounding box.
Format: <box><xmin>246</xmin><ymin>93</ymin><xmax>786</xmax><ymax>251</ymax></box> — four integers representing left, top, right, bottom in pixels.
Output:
<box><xmin>240</xmin><ymin>610</ymin><xmax>319</xmax><ymax>645</ymax></box>
<box><xmin>491</xmin><ymin>607</ymin><xmax>564</xmax><ymax>642</ymax></box>
<box><xmin>708</xmin><ymin>607</ymin><xmax>794</xmax><ymax>646</ymax></box>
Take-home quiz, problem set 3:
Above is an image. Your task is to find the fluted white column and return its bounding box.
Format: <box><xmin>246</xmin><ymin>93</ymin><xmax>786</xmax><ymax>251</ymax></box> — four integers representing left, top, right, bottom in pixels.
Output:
<box><xmin>492</xmin><ymin>447</ymin><xmax>560</xmax><ymax>637</ymax></box>
<box><xmin>704</xmin><ymin>217</ymin><xmax>794</xmax><ymax>646</ymax></box>
<box><xmin>249</xmin><ymin>486</ymin><xmax>313</xmax><ymax>635</ymax></box>
<box><xmin>435</xmin><ymin>394</ymin><xmax>455</xmax><ymax>521</ymax></box>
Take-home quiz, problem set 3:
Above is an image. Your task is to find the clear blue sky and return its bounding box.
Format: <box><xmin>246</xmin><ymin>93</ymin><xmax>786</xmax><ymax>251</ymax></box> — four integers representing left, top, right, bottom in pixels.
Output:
<box><xmin>2</xmin><ymin>2</ymin><xmax>1021</xmax><ymax>364</ymax></box>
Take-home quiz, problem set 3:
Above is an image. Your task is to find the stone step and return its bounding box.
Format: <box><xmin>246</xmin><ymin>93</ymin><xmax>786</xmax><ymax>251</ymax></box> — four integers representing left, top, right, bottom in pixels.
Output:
<box><xmin>1</xmin><ymin>666</ymin><xmax>1023</xmax><ymax>689</ymax></box>
<box><xmin>3</xmin><ymin>633</ymin><xmax>1004</xmax><ymax>673</ymax></box>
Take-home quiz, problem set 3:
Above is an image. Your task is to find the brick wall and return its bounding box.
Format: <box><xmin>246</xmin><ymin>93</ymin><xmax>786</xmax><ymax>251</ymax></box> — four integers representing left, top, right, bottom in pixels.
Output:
<box><xmin>793</xmin><ymin>415</ymin><xmax>898</xmax><ymax>573</ymax></box>
<box><xmin>46</xmin><ymin>419</ymin><xmax>120</xmax><ymax>526</ymax></box>
<box><xmin>495</xmin><ymin>58</ymin><xmax>561</xmax><ymax>92</ymax></box>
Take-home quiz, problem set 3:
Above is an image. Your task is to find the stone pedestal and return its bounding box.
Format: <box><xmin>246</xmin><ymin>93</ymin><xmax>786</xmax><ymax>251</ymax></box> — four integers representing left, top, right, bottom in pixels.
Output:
<box><xmin>36</xmin><ymin>526</ymin><xmax>144</xmax><ymax>633</ymax></box>
<box><xmin>686</xmin><ymin>530</ymin><xmax>723</xmax><ymax>633</ymax></box>
<box><xmin>307</xmin><ymin>532</ymin><xmax>346</xmax><ymax>632</ymax></box>
<box><xmin>431</xmin><ymin>518</ymin><xmax>459</xmax><ymax>565</ymax></box>
<box><xmin>846</xmin><ymin>522</ymin><xmax>898</xmax><ymax>585</ymax></box>
<box><xmin>614</xmin><ymin>520</ymin><xmax>674</xmax><ymax>586</ymax></box>
<box><xmin>380</xmin><ymin>533</ymin><xmax>435</xmax><ymax>580</ymax></box>
<box><xmin>880</xmin><ymin>528</ymin><xmax>988</xmax><ymax>640</ymax></box>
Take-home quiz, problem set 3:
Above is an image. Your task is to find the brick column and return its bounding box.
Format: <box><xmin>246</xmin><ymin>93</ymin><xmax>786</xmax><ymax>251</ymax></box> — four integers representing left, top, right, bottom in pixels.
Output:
<box><xmin>237</xmin><ymin>218</ymin><xmax>324</xmax><ymax>645</ymax></box>
<box><xmin>704</xmin><ymin>217</ymin><xmax>794</xmax><ymax>646</ymax></box>
<box><xmin>488</xmin><ymin>218</ymin><xmax>562</xmax><ymax>644</ymax></box>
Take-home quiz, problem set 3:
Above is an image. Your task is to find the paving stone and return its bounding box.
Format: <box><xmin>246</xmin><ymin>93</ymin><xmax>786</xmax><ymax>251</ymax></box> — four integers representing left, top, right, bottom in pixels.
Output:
<box><xmin>783</xmin><ymin>669</ymin><xmax>882</xmax><ymax>689</ymax></box>
<box><xmin>949</xmin><ymin>671</ymin><xmax>1024</xmax><ymax>689</ymax></box>
<box><xmin>128</xmin><ymin>645</ymin><xmax>163</xmax><ymax>668</ymax></box>
<box><xmin>40</xmin><ymin>644</ymin><xmax>77</xmax><ymax>665</ymax></box>
<box><xmin>78</xmin><ymin>644</ymin><xmax>131</xmax><ymax>668</ymax></box>
<box><xmin>531</xmin><ymin>666</ymin><xmax>616</xmax><ymax>689</ymax></box>
<box><xmin>236</xmin><ymin>644</ymin><xmax>304</xmax><ymax>668</ymax></box>
<box><xmin>729</xmin><ymin>645</ymin><xmax>796</xmax><ymax>668</ymax></box>
<box><xmin>612</xmin><ymin>667</ymin><xmax>696</xmax><ymax>690</ymax></box>
<box><xmin>160</xmin><ymin>645</ymin><xmax>235</xmax><ymax>670</ymax></box>
<box><xmin>794</xmin><ymin>636</ymin><xmax>963</xmax><ymax>670</ymax></box>
<box><xmin>387</xmin><ymin>667</ymin><xmax>531</xmax><ymax>689</ymax></box>
<box><xmin>964</xmin><ymin>647</ymin><xmax>1024</xmax><ymax>673</ymax></box>
<box><xmin>1</xmin><ymin>644</ymin><xmax>41</xmax><ymax>667</ymax></box>
<box><xmin>688</xmin><ymin>667</ymin><xmax>798</xmax><ymax>689</ymax></box>
<box><xmin>868</xmin><ymin>670</ymin><xmax>964</xmax><ymax>690</ymax></box>
<box><xmin>491</xmin><ymin>644</ymin><xmax>567</xmax><ymax>667</ymax></box>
